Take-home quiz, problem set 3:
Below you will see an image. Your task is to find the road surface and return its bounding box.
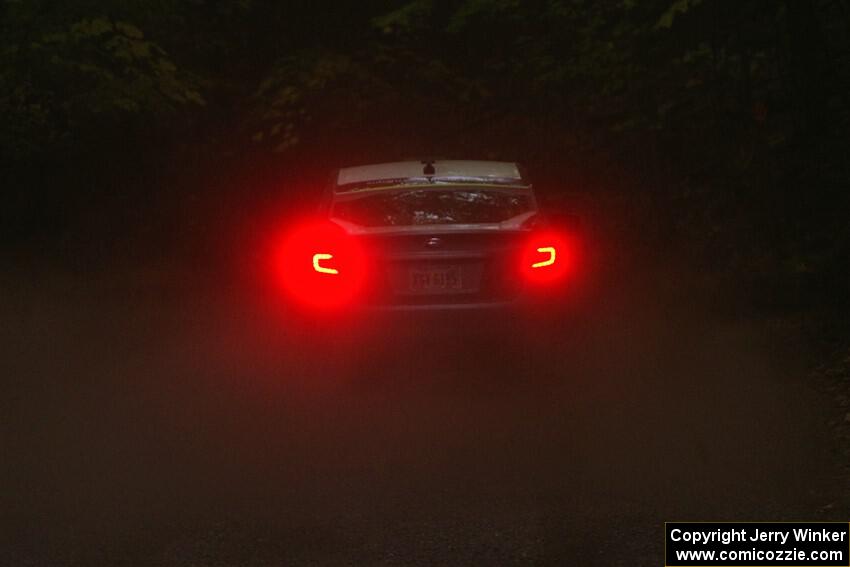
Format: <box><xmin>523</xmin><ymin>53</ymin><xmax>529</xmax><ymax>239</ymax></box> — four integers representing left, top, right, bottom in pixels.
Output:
<box><xmin>0</xmin><ymin>258</ymin><xmax>841</xmax><ymax>565</ymax></box>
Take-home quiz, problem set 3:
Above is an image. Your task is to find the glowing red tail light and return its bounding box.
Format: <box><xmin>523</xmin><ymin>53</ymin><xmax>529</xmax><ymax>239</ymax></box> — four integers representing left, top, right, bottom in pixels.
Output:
<box><xmin>276</xmin><ymin>221</ymin><xmax>367</xmax><ymax>309</ymax></box>
<box><xmin>521</xmin><ymin>230</ymin><xmax>574</xmax><ymax>283</ymax></box>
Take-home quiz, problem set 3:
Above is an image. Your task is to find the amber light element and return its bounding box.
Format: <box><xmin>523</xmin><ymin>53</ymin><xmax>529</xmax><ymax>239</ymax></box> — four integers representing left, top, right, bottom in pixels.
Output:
<box><xmin>532</xmin><ymin>246</ymin><xmax>556</xmax><ymax>268</ymax></box>
<box><xmin>521</xmin><ymin>231</ymin><xmax>573</xmax><ymax>284</ymax></box>
<box><xmin>275</xmin><ymin>220</ymin><xmax>367</xmax><ymax>309</ymax></box>
<box><xmin>312</xmin><ymin>253</ymin><xmax>339</xmax><ymax>275</ymax></box>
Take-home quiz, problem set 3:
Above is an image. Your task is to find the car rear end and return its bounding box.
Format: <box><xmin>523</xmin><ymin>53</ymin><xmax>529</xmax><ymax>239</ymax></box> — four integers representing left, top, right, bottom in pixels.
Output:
<box><xmin>275</xmin><ymin>161</ymin><xmax>580</xmax><ymax>317</ymax></box>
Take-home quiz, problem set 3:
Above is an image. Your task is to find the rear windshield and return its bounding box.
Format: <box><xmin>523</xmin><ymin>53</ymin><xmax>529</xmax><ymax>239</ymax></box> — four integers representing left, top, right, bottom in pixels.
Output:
<box><xmin>331</xmin><ymin>189</ymin><xmax>533</xmax><ymax>227</ymax></box>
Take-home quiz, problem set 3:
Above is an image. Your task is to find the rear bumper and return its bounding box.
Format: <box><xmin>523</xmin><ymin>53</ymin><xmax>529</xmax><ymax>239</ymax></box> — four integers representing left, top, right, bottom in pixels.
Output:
<box><xmin>360</xmin><ymin>297</ymin><xmax>521</xmax><ymax>312</ymax></box>
<box><xmin>281</xmin><ymin>282</ymin><xmax>576</xmax><ymax>320</ymax></box>
<box><xmin>355</xmin><ymin>285</ymin><xmax>579</xmax><ymax>320</ymax></box>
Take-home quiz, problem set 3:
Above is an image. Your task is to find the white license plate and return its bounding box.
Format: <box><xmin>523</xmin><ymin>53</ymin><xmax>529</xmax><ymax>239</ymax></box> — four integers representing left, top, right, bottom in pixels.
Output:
<box><xmin>409</xmin><ymin>267</ymin><xmax>463</xmax><ymax>293</ymax></box>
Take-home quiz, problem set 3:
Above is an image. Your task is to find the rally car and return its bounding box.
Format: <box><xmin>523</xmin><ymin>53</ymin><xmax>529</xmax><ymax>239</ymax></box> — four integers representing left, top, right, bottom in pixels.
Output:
<box><xmin>276</xmin><ymin>160</ymin><xmax>581</xmax><ymax>312</ymax></box>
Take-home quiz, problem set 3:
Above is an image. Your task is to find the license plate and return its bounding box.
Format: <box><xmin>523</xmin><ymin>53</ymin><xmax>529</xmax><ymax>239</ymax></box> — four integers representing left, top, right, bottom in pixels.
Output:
<box><xmin>409</xmin><ymin>267</ymin><xmax>462</xmax><ymax>293</ymax></box>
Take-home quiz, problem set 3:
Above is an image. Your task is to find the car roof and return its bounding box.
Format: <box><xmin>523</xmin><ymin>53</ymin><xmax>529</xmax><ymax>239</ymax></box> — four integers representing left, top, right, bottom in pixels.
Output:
<box><xmin>335</xmin><ymin>160</ymin><xmax>529</xmax><ymax>192</ymax></box>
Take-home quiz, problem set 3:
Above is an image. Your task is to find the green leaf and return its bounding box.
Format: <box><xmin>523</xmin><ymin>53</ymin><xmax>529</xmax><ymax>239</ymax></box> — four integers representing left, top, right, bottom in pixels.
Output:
<box><xmin>372</xmin><ymin>0</ymin><xmax>432</xmax><ymax>34</ymax></box>
<box><xmin>115</xmin><ymin>22</ymin><xmax>145</xmax><ymax>39</ymax></box>
<box><xmin>655</xmin><ymin>0</ymin><xmax>702</xmax><ymax>30</ymax></box>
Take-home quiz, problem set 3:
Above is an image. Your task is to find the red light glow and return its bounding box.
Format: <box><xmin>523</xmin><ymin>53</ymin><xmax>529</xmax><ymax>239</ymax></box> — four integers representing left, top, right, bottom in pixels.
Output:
<box><xmin>276</xmin><ymin>220</ymin><xmax>367</xmax><ymax>309</ymax></box>
<box><xmin>521</xmin><ymin>231</ymin><xmax>573</xmax><ymax>283</ymax></box>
